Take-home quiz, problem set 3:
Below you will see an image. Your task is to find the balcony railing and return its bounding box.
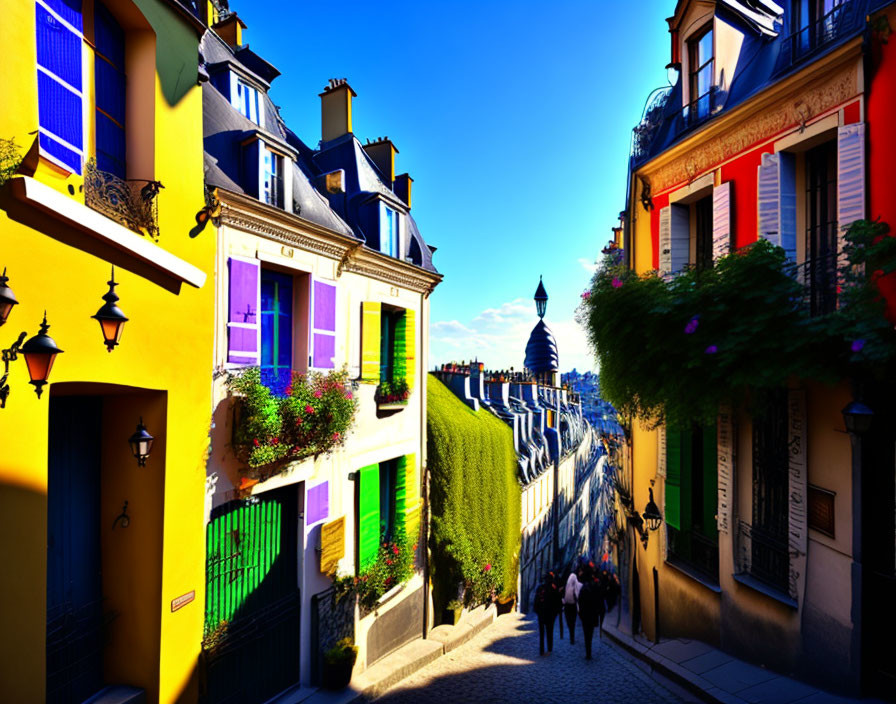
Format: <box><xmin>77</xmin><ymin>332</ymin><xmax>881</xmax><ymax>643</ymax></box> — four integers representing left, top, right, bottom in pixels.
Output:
<box><xmin>736</xmin><ymin>519</ymin><xmax>793</xmax><ymax>598</ymax></box>
<box><xmin>776</xmin><ymin>1</ymin><xmax>860</xmax><ymax>73</ymax></box>
<box><xmin>793</xmin><ymin>251</ymin><xmax>839</xmax><ymax>316</ymax></box>
<box><xmin>84</xmin><ymin>159</ymin><xmax>161</xmax><ymax>240</ymax></box>
<box><xmin>667</xmin><ymin>526</ymin><xmax>719</xmax><ymax>584</ymax></box>
<box><xmin>682</xmin><ymin>86</ymin><xmax>720</xmax><ymax>131</ymax></box>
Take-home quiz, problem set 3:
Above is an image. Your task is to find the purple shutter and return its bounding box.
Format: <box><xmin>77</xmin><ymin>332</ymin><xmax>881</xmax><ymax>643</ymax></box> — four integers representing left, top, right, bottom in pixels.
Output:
<box><xmin>311</xmin><ymin>279</ymin><xmax>337</xmax><ymax>369</ymax></box>
<box><xmin>227</xmin><ymin>257</ymin><xmax>260</xmax><ymax>365</ymax></box>
<box><xmin>307</xmin><ymin>481</ymin><xmax>329</xmax><ymax>524</ymax></box>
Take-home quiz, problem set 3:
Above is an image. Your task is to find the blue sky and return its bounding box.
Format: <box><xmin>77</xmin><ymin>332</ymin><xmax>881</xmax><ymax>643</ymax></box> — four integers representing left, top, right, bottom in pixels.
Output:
<box><xmin>236</xmin><ymin>1</ymin><xmax>672</xmax><ymax>373</ymax></box>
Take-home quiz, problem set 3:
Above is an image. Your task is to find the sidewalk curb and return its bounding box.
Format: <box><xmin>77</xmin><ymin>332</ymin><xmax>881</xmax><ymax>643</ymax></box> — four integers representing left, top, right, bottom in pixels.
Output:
<box><xmin>600</xmin><ymin>624</ymin><xmax>741</xmax><ymax>704</ymax></box>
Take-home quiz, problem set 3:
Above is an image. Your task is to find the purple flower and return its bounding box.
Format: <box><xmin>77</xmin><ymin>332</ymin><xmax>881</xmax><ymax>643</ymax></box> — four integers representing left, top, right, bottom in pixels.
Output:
<box><xmin>851</xmin><ymin>339</ymin><xmax>866</xmax><ymax>353</ymax></box>
<box><xmin>581</xmin><ymin>290</ymin><xmax>592</xmax><ymax>300</ymax></box>
<box><xmin>684</xmin><ymin>316</ymin><xmax>699</xmax><ymax>334</ymax></box>
<box><xmin>611</xmin><ymin>277</ymin><xmax>623</xmax><ymax>289</ymax></box>
<box><xmin>705</xmin><ymin>345</ymin><xmax>718</xmax><ymax>354</ymax></box>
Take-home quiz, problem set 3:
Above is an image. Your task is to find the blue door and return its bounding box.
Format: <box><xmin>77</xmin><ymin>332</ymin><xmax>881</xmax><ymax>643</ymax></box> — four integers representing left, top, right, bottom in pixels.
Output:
<box><xmin>46</xmin><ymin>396</ymin><xmax>104</xmax><ymax>704</ymax></box>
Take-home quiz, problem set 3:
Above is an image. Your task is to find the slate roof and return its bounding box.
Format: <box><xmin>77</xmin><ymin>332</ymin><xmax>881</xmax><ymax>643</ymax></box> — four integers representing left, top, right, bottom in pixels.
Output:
<box><xmin>199</xmin><ymin>30</ymin><xmax>438</xmax><ymax>273</ymax></box>
<box><xmin>633</xmin><ymin>0</ymin><xmax>881</xmax><ymax>167</ymax></box>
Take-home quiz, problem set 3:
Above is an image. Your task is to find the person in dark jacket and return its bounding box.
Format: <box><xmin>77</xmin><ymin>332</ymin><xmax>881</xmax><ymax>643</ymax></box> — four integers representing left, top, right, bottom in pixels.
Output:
<box><xmin>577</xmin><ymin>568</ymin><xmax>607</xmax><ymax>659</ymax></box>
<box><xmin>533</xmin><ymin>572</ymin><xmax>562</xmax><ymax>655</ymax></box>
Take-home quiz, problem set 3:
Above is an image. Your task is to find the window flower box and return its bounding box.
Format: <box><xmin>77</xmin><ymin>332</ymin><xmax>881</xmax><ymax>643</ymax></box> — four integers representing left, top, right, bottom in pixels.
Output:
<box><xmin>374</xmin><ymin>378</ymin><xmax>410</xmax><ymax>410</ymax></box>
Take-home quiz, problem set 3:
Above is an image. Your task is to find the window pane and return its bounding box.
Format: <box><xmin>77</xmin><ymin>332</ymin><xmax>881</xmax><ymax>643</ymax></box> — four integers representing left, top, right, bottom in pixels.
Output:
<box><xmin>698</xmin><ymin>30</ymin><xmax>713</xmax><ymax>65</ymax></box>
<box><xmin>697</xmin><ymin>64</ymin><xmax>713</xmax><ymax>97</ymax></box>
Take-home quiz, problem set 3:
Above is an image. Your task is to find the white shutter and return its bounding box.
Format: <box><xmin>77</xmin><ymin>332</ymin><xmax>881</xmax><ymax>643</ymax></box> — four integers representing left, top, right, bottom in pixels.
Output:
<box><xmin>712</xmin><ymin>182</ymin><xmax>732</xmax><ymax>261</ymax></box>
<box><xmin>659</xmin><ymin>206</ymin><xmax>671</xmax><ymax>273</ymax></box>
<box><xmin>757</xmin><ymin>152</ymin><xmax>796</xmax><ymax>261</ymax></box>
<box><xmin>670</xmin><ymin>204</ymin><xmax>689</xmax><ymax>273</ymax></box>
<box><xmin>837</xmin><ymin>123</ymin><xmax>866</xmax><ymax>284</ymax></box>
<box><xmin>757</xmin><ymin>152</ymin><xmax>780</xmax><ymax>247</ymax></box>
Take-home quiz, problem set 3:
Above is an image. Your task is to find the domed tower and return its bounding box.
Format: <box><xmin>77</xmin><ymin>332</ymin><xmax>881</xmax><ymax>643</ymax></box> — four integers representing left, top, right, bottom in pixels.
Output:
<box><xmin>524</xmin><ymin>276</ymin><xmax>559</xmax><ymax>386</ymax></box>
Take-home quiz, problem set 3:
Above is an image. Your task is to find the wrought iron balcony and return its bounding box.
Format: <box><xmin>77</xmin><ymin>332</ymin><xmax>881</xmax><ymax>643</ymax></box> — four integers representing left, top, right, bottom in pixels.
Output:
<box><xmin>736</xmin><ymin>519</ymin><xmax>792</xmax><ymax>598</ymax></box>
<box><xmin>667</xmin><ymin>526</ymin><xmax>719</xmax><ymax>583</ymax></box>
<box><xmin>682</xmin><ymin>86</ymin><xmax>720</xmax><ymax>131</ymax></box>
<box><xmin>775</xmin><ymin>1</ymin><xmax>861</xmax><ymax>73</ymax></box>
<box><xmin>630</xmin><ymin>86</ymin><xmax>671</xmax><ymax>163</ymax></box>
<box><xmin>793</xmin><ymin>251</ymin><xmax>840</xmax><ymax>317</ymax></box>
<box><xmin>84</xmin><ymin>159</ymin><xmax>161</xmax><ymax>240</ymax></box>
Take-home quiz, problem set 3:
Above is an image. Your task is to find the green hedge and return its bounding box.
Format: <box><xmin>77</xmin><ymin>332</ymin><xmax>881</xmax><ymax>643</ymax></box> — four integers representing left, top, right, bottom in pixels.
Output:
<box><xmin>427</xmin><ymin>374</ymin><xmax>521</xmax><ymax>614</ymax></box>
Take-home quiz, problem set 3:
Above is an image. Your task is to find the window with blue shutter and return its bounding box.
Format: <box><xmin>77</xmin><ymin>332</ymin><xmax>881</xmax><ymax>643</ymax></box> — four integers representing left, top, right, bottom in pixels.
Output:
<box><xmin>94</xmin><ymin>3</ymin><xmax>126</xmax><ymax>179</ymax></box>
<box><xmin>260</xmin><ymin>269</ymin><xmax>293</xmax><ymax>396</ymax></box>
<box><xmin>36</xmin><ymin>0</ymin><xmax>84</xmax><ymax>174</ymax></box>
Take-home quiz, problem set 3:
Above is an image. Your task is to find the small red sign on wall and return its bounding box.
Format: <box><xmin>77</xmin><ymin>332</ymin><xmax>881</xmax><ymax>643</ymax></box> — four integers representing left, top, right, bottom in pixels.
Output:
<box><xmin>171</xmin><ymin>590</ymin><xmax>195</xmax><ymax>612</ymax></box>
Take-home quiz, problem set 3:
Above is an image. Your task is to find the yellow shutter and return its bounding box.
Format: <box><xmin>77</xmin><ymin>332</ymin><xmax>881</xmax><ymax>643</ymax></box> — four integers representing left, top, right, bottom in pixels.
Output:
<box><xmin>361</xmin><ymin>301</ymin><xmax>381</xmax><ymax>383</ymax></box>
<box><xmin>319</xmin><ymin>516</ymin><xmax>346</xmax><ymax>575</ymax></box>
<box><xmin>404</xmin><ymin>308</ymin><xmax>416</xmax><ymax>391</ymax></box>
<box><xmin>401</xmin><ymin>454</ymin><xmax>422</xmax><ymax>542</ymax></box>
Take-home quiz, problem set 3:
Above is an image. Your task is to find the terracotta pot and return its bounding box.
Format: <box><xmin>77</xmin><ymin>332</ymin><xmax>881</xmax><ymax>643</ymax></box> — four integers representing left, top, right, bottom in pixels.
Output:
<box><xmin>322</xmin><ymin>657</ymin><xmax>355</xmax><ymax>690</ymax></box>
<box><xmin>496</xmin><ymin>596</ymin><xmax>516</xmax><ymax>616</ymax></box>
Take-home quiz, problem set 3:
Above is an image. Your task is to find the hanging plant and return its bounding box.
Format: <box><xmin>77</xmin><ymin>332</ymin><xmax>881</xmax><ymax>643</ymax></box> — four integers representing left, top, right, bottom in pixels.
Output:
<box><xmin>577</xmin><ymin>222</ymin><xmax>896</xmax><ymax>428</ymax></box>
<box><xmin>228</xmin><ymin>366</ymin><xmax>358</xmax><ymax>478</ymax></box>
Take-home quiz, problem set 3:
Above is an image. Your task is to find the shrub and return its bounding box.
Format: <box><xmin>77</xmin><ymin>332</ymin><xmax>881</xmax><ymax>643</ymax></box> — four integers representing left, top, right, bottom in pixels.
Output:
<box><xmin>427</xmin><ymin>375</ymin><xmax>521</xmax><ymax>612</ymax></box>
<box><xmin>324</xmin><ymin>638</ymin><xmax>358</xmax><ymax>666</ymax></box>
<box><xmin>577</xmin><ymin>223</ymin><xmax>896</xmax><ymax>427</ymax></box>
<box><xmin>228</xmin><ymin>366</ymin><xmax>358</xmax><ymax>476</ymax></box>
<box><xmin>332</xmin><ymin>535</ymin><xmax>417</xmax><ymax>613</ymax></box>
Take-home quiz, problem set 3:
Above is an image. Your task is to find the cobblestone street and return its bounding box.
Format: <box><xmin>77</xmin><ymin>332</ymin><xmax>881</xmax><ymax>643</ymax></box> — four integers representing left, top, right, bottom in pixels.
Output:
<box><xmin>374</xmin><ymin>613</ymin><xmax>692</xmax><ymax>704</ymax></box>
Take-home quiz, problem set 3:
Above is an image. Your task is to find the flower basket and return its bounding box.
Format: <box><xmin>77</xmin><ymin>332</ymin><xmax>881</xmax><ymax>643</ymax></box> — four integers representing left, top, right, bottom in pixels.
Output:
<box><xmin>374</xmin><ymin>378</ymin><xmax>410</xmax><ymax>409</ymax></box>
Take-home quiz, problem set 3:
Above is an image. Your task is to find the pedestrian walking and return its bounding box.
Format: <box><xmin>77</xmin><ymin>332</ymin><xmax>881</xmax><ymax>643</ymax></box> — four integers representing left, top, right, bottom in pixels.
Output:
<box><xmin>562</xmin><ymin>570</ymin><xmax>581</xmax><ymax>644</ymax></box>
<box><xmin>577</xmin><ymin>568</ymin><xmax>607</xmax><ymax>660</ymax></box>
<box><xmin>533</xmin><ymin>572</ymin><xmax>562</xmax><ymax>656</ymax></box>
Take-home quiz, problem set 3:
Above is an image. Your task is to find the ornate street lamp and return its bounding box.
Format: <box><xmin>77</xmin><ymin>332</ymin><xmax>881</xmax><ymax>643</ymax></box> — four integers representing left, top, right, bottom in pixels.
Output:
<box><xmin>21</xmin><ymin>312</ymin><xmax>63</xmax><ymax>398</ymax></box>
<box><xmin>643</xmin><ymin>488</ymin><xmax>663</xmax><ymax>532</ymax></box>
<box><xmin>92</xmin><ymin>267</ymin><xmax>128</xmax><ymax>352</ymax></box>
<box><xmin>534</xmin><ymin>276</ymin><xmax>548</xmax><ymax>319</ymax></box>
<box><xmin>128</xmin><ymin>417</ymin><xmax>154</xmax><ymax>467</ymax></box>
<box><xmin>0</xmin><ymin>268</ymin><xmax>18</xmax><ymax>326</ymax></box>
<box><xmin>842</xmin><ymin>400</ymin><xmax>874</xmax><ymax>436</ymax></box>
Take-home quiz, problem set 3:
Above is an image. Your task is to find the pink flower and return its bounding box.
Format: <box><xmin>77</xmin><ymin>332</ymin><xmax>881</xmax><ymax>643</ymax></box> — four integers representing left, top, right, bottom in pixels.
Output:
<box><xmin>581</xmin><ymin>290</ymin><xmax>591</xmax><ymax>299</ymax></box>
<box><xmin>684</xmin><ymin>316</ymin><xmax>699</xmax><ymax>334</ymax></box>
<box><xmin>332</xmin><ymin>432</ymin><xmax>340</xmax><ymax>441</ymax></box>
<box><xmin>484</xmin><ymin>563</ymin><xmax>492</xmax><ymax>572</ymax></box>
<box><xmin>345</xmin><ymin>391</ymin><xmax>353</xmax><ymax>400</ymax></box>
<box><xmin>392</xmin><ymin>545</ymin><xmax>400</xmax><ymax>555</ymax></box>
<box><xmin>611</xmin><ymin>277</ymin><xmax>623</xmax><ymax>289</ymax></box>
<box><xmin>314</xmin><ymin>390</ymin><xmax>322</xmax><ymax>398</ymax></box>
<box><xmin>305</xmin><ymin>405</ymin><xmax>314</xmax><ymax>414</ymax></box>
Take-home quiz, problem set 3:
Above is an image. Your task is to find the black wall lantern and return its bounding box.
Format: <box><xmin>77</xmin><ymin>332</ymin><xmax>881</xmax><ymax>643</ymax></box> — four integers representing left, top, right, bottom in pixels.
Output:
<box><xmin>643</xmin><ymin>488</ymin><xmax>663</xmax><ymax>532</ymax></box>
<box><xmin>534</xmin><ymin>276</ymin><xmax>548</xmax><ymax>319</ymax></box>
<box><xmin>0</xmin><ymin>268</ymin><xmax>18</xmax><ymax>326</ymax></box>
<box><xmin>92</xmin><ymin>266</ymin><xmax>128</xmax><ymax>352</ymax></box>
<box><xmin>842</xmin><ymin>400</ymin><xmax>874</xmax><ymax>437</ymax></box>
<box><xmin>128</xmin><ymin>417</ymin><xmax>154</xmax><ymax>466</ymax></box>
<box><xmin>21</xmin><ymin>313</ymin><xmax>63</xmax><ymax>399</ymax></box>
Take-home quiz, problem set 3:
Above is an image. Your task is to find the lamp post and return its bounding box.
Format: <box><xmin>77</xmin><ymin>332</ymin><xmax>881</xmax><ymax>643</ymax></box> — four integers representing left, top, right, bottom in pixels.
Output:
<box><xmin>92</xmin><ymin>266</ymin><xmax>128</xmax><ymax>352</ymax></box>
<box><xmin>128</xmin><ymin>417</ymin><xmax>154</xmax><ymax>467</ymax></box>
<box><xmin>21</xmin><ymin>313</ymin><xmax>63</xmax><ymax>398</ymax></box>
<box><xmin>0</xmin><ymin>268</ymin><xmax>18</xmax><ymax>326</ymax></box>
<box><xmin>534</xmin><ymin>276</ymin><xmax>548</xmax><ymax>319</ymax></box>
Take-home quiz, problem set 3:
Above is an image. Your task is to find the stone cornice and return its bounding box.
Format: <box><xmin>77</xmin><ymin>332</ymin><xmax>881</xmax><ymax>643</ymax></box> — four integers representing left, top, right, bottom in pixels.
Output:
<box><xmin>215</xmin><ymin>188</ymin><xmax>442</xmax><ymax>295</ymax></box>
<box><xmin>639</xmin><ymin>39</ymin><xmax>863</xmax><ymax>194</ymax></box>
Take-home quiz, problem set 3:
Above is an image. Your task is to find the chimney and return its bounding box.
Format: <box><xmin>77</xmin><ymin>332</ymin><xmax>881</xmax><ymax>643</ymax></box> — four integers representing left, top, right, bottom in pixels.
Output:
<box><xmin>393</xmin><ymin>173</ymin><xmax>413</xmax><ymax>209</ymax></box>
<box><xmin>320</xmin><ymin>78</ymin><xmax>356</xmax><ymax>143</ymax></box>
<box><xmin>363</xmin><ymin>137</ymin><xmax>398</xmax><ymax>183</ymax></box>
<box><xmin>212</xmin><ymin>12</ymin><xmax>246</xmax><ymax>48</ymax></box>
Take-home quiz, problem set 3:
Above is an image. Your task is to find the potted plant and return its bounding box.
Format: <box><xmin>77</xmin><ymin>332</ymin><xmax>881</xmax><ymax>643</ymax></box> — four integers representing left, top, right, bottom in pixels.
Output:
<box><xmin>322</xmin><ymin>637</ymin><xmax>358</xmax><ymax>690</ymax></box>
<box><xmin>495</xmin><ymin>590</ymin><xmax>516</xmax><ymax>616</ymax></box>
<box><xmin>443</xmin><ymin>599</ymin><xmax>463</xmax><ymax>625</ymax></box>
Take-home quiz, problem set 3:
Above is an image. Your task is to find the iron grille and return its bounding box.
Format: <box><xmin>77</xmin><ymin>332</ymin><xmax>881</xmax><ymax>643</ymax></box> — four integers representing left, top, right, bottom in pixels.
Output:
<box><xmin>84</xmin><ymin>159</ymin><xmax>161</xmax><ymax>240</ymax></box>
<box><xmin>776</xmin><ymin>1</ymin><xmax>859</xmax><ymax>73</ymax></box>
<box><xmin>668</xmin><ymin>526</ymin><xmax>719</xmax><ymax>583</ymax></box>
<box><xmin>737</xmin><ymin>520</ymin><xmax>793</xmax><ymax>597</ymax></box>
<box><xmin>794</xmin><ymin>252</ymin><xmax>839</xmax><ymax>316</ymax></box>
<box><xmin>682</xmin><ymin>86</ymin><xmax>719</xmax><ymax>131</ymax></box>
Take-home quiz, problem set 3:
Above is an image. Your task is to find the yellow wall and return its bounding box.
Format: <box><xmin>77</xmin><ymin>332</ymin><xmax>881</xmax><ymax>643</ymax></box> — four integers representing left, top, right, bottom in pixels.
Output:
<box><xmin>0</xmin><ymin>1</ymin><xmax>213</xmax><ymax>702</ymax></box>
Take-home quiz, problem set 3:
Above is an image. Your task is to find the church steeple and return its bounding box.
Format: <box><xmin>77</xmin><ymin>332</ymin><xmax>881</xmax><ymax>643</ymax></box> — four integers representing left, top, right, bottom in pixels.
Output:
<box><xmin>534</xmin><ymin>276</ymin><xmax>548</xmax><ymax>319</ymax></box>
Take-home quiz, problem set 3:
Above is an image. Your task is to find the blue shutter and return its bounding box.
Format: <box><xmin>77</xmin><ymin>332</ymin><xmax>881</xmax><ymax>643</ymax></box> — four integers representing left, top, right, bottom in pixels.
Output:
<box><xmin>36</xmin><ymin>0</ymin><xmax>84</xmax><ymax>174</ymax></box>
<box><xmin>778</xmin><ymin>152</ymin><xmax>797</xmax><ymax>262</ymax></box>
<box><xmin>94</xmin><ymin>3</ymin><xmax>126</xmax><ymax>179</ymax></box>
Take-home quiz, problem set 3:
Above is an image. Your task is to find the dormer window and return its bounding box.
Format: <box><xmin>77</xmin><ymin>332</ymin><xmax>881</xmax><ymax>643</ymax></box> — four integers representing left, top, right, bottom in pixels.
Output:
<box><xmin>380</xmin><ymin>204</ymin><xmax>400</xmax><ymax>258</ymax></box>
<box><xmin>794</xmin><ymin>0</ymin><xmax>844</xmax><ymax>57</ymax></box>
<box><xmin>687</xmin><ymin>25</ymin><xmax>714</xmax><ymax>123</ymax></box>
<box><xmin>235</xmin><ymin>77</ymin><xmax>262</xmax><ymax>125</ymax></box>
<box><xmin>262</xmin><ymin>146</ymin><xmax>283</xmax><ymax>208</ymax></box>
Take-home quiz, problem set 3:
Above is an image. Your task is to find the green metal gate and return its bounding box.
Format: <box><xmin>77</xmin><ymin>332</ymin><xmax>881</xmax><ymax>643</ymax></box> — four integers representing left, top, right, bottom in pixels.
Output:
<box><xmin>201</xmin><ymin>486</ymin><xmax>300</xmax><ymax>704</ymax></box>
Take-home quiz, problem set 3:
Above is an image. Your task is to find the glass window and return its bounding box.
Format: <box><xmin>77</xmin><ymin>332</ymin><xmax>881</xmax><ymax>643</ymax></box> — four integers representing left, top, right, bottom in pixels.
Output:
<box><xmin>688</xmin><ymin>26</ymin><xmax>714</xmax><ymax>121</ymax></box>
<box><xmin>379</xmin><ymin>459</ymin><xmax>398</xmax><ymax>543</ymax></box>
<box><xmin>235</xmin><ymin>78</ymin><xmax>261</xmax><ymax>124</ymax></box>
<box><xmin>262</xmin><ymin>147</ymin><xmax>284</xmax><ymax>208</ymax></box>
<box><xmin>381</xmin><ymin>205</ymin><xmax>400</xmax><ymax>257</ymax></box>
<box><xmin>94</xmin><ymin>3</ymin><xmax>126</xmax><ymax>179</ymax></box>
<box><xmin>260</xmin><ymin>269</ymin><xmax>293</xmax><ymax>395</ymax></box>
<box><xmin>380</xmin><ymin>309</ymin><xmax>397</xmax><ymax>383</ymax></box>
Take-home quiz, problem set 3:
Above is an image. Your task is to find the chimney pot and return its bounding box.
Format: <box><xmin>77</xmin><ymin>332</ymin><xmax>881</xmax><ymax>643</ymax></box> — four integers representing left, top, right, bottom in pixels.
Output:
<box><xmin>212</xmin><ymin>12</ymin><xmax>247</xmax><ymax>48</ymax></box>
<box><xmin>393</xmin><ymin>173</ymin><xmax>413</xmax><ymax>209</ymax></box>
<box><xmin>319</xmin><ymin>78</ymin><xmax>357</xmax><ymax>143</ymax></box>
<box><xmin>362</xmin><ymin>138</ymin><xmax>399</xmax><ymax>183</ymax></box>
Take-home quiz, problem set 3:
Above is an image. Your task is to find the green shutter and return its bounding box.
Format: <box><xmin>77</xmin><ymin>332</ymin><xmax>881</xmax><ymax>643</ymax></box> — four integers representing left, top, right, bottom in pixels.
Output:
<box><xmin>361</xmin><ymin>302</ymin><xmax>381</xmax><ymax>383</ymax></box>
<box><xmin>702</xmin><ymin>422</ymin><xmax>718</xmax><ymax>538</ymax></box>
<box><xmin>393</xmin><ymin>312</ymin><xmax>407</xmax><ymax>382</ymax></box>
<box><xmin>665</xmin><ymin>428</ymin><xmax>681</xmax><ymax>530</ymax></box>
<box><xmin>358</xmin><ymin>464</ymin><xmax>381</xmax><ymax>571</ymax></box>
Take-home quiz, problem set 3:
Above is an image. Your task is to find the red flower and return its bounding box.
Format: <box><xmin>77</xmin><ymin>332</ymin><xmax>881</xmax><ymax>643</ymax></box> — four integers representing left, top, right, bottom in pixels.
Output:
<box><xmin>385</xmin><ymin>576</ymin><xmax>393</xmax><ymax>586</ymax></box>
<box><xmin>386</xmin><ymin>559</ymin><xmax>393</xmax><ymax>566</ymax></box>
<box><xmin>305</xmin><ymin>405</ymin><xmax>314</xmax><ymax>414</ymax></box>
<box><xmin>271</xmin><ymin>437</ymin><xmax>279</xmax><ymax>445</ymax></box>
<box><xmin>392</xmin><ymin>545</ymin><xmax>400</xmax><ymax>555</ymax></box>
<box><xmin>253</xmin><ymin>438</ymin><xmax>260</xmax><ymax>447</ymax></box>
<box><xmin>484</xmin><ymin>563</ymin><xmax>492</xmax><ymax>572</ymax></box>
<box><xmin>332</xmin><ymin>432</ymin><xmax>341</xmax><ymax>441</ymax></box>
<box><xmin>314</xmin><ymin>390</ymin><xmax>322</xmax><ymax>398</ymax></box>
<box><xmin>296</xmin><ymin>418</ymin><xmax>303</xmax><ymax>425</ymax></box>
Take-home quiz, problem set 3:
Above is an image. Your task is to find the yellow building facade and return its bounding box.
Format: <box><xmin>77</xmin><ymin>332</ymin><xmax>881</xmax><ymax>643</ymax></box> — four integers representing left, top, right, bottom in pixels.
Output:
<box><xmin>0</xmin><ymin>1</ymin><xmax>214</xmax><ymax>702</ymax></box>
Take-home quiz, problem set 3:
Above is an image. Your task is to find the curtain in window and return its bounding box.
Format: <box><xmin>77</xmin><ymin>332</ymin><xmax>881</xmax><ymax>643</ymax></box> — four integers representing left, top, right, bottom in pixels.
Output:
<box><xmin>36</xmin><ymin>0</ymin><xmax>84</xmax><ymax>174</ymax></box>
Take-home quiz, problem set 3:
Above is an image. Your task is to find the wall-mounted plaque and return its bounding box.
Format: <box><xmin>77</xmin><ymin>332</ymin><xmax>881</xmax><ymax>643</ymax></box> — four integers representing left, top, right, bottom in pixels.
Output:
<box><xmin>808</xmin><ymin>485</ymin><xmax>835</xmax><ymax>538</ymax></box>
